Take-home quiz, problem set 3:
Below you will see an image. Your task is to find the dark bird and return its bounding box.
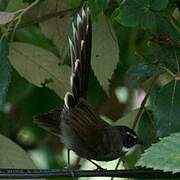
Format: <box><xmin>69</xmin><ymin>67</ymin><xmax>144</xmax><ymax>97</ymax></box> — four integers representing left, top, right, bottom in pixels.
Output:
<box><xmin>34</xmin><ymin>7</ymin><xmax>140</xmax><ymax>168</ymax></box>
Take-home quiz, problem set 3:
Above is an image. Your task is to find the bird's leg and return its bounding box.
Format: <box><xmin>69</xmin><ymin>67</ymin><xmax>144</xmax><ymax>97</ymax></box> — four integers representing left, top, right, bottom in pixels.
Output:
<box><xmin>88</xmin><ymin>159</ymin><xmax>106</xmax><ymax>170</ymax></box>
<box><xmin>67</xmin><ymin>149</ymin><xmax>75</xmax><ymax>179</ymax></box>
<box><xmin>67</xmin><ymin>148</ymin><xmax>71</xmax><ymax>168</ymax></box>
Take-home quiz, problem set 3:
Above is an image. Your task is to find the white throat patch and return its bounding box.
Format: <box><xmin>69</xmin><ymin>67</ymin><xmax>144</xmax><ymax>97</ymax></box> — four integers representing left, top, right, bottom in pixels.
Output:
<box><xmin>122</xmin><ymin>146</ymin><xmax>130</xmax><ymax>153</ymax></box>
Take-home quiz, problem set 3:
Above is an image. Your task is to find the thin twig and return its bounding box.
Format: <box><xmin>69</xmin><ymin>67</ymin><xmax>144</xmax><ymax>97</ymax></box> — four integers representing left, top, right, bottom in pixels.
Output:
<box><xmin>7</xmin><ymin>0</ymin><xmax>86</xmax><ymax>33</ymax></box>
<box><xmin>112</xmin><ymin>76</ymin><xmax>158</xmax><ymax>179</ymax></box>
<box><xmin>132</xmin><ymin>76</ymin><xmax>157</xmax><ymax>130</ymax></box>
<box><xmin>0</xmin><ymin>168</ymin><xmax>179</xmax><ymax>179</ymax></box>
<box><xmin>8</xmin><ymin>8</ymin><xmax>76</xmax><ymax>32</ymax></box>
<box><xmin>151</xmin><ymin>33</ymin><xmax>180</xmax><ymax>47</ymax></box>
<box><xmin>10</xmin><ymin>0</ymin><xmax>41</xmax><ymax>41</ymax></box>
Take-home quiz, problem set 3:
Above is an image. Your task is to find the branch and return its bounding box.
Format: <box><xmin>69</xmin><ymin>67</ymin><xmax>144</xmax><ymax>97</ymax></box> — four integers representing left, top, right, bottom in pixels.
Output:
<box><xmin>151</xmin><ymin>33</ymin><xmax>180</xmax><ymax>47</ymax></box>
<box><xmin>0</xmin><ymin>168</ymin><xmax>179</xmax><ymax>179</ymax></box>
<box><xmin>8</xmin><ymin>8</ymin><xmax>75</xmax><ymax>32</ymax></box>
<box><xmin>8</xmin><ymin>0</ymin><xmax>86</xmax><ymax>32</ymax></box>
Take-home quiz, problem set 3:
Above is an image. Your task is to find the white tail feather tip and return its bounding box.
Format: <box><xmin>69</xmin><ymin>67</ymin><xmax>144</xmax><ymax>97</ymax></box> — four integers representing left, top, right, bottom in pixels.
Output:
<box><xmin>68</xmin><ymin>37</ymin><xmax>73</xmax><ymax>47</ymax></box>
<box><xmin>64</xmin><ymin>92</ymin><xmax>72</xmax><ymax>109</ymax></box>
<box><xmin>82</xmin><ymin>8</ymin><xmax>86</xmax><ymax>18</ymax></box>
<box><xmin>77</xmin><ymin>14</ymin><xmax>82</xmax><ymax>25</ymax></box>
<box><xmin>75</xmin><ymin>59</ymin><xmax>80</xmax><ymax>71</ymax></box>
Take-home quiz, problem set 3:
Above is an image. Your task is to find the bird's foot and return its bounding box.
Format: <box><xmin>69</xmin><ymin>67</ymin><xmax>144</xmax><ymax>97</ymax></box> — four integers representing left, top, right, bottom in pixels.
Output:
<box><xmin>95</xmin><ymin>165</ymin><xmax>107</xmax><ymax>171</ymax></box>
<box><xmin>87</xmin><ymin>159</ymin><xmax>107</xmax><ymax>171</ymax></box>
<box><xmin>64</xmin><ymin>166</ymin><xmax>75</xmax><ymax>178</ymax></box>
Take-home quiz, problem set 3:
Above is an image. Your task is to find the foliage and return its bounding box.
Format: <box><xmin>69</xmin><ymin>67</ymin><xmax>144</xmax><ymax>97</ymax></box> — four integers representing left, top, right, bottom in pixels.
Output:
<box><xmin>0</xmin><ymin>40</ymin><xmax>11</xmax><ymax>105</ymax></box>
<box><xmin>137</xmin><ymin>132</ymin><xmax>180</xmax><ymax>173</ymax></box>
<box><xmin>0</xmin><ymin>0</ymin><xmax>179</xmax><ymax>178</ymax></box>
<box><xmin>151</xmin><ymin>80</ymin><xmax>180</xmax><ymax>137</ymax></box>
<box><xmin>115</xmin><ymin>0</ymin><xmax>169</xmax><ymax>29</ymax></box>
<box><xmin>9</xmin><ymin>42</ymin><xmax>71</xmax><ymax>99</ymax></box>
<box><xmin>0</xmin><ymin>134</ymin><xmax>36</xmax><ymax>168</ymax></box>
<box><xmin>91</xmin><ymin>14</ymin><xmax>119</xmax><ymax>93</ymax></box>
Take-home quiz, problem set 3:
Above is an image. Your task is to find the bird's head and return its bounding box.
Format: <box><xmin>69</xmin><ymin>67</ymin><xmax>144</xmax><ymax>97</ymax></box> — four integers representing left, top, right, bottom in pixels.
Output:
<box><xmin>116</xmin><ymin>126</ymin><xmax>141</xmax><ymax>152</ymax></box>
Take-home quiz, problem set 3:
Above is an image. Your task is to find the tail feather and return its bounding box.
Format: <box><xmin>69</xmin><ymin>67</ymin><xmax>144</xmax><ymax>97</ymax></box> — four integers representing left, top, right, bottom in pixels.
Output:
<box><xmin>34</xmin><ymin>8</ymin><xmax>92</xmax><ymax>134</ymax></box>
<box><xmin>66</xmin><ymin>7</ymin><xmax>92</xmax><ymax>108</ymax></box>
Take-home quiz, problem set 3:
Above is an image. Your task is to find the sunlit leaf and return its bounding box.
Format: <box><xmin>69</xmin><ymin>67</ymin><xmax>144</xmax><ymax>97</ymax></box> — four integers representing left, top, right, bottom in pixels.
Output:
<box><xmin>0</xmin><ymin>11</ymin><xmax>15</xmax><ymax>25</ymax></box>
<box><xmin>0</xmin><ymin>134</ymin><xmax>45</xmax><ymax>179</ymax></box>
<box><xmin>0</xmin><ymin>134</ymin><xmax>34</xmax><ymax>167</ymax></box>
<box><xmin>38</xmin><ymin>0</ymin><xmax>71</xmax><ymax>59</ymax></box>
<box><xmin>91</xmin><ymin>15</ymin><xmax>119</xmax><ymax>94</ymax></box>
<box><xmin>137</xmin><ymin>132</ymin><xmax>180</xmax><ymax>173</ymax></box>
<box><xmin>15</xmin><ymin>27</ymin><xmax>59</xmax><ymax>56</ymax></box>
<box><xmin>9</xmin><ymin>42</ymin><xmax>71</xmax><ymax>99</ymax></box>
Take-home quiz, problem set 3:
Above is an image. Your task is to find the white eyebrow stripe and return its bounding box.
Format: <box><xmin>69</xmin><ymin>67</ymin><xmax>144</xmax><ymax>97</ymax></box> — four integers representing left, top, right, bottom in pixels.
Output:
<box><xmin>126</xmin><ymin>132</ymin><xmax>137</xmax><ymax>138</ymax></box>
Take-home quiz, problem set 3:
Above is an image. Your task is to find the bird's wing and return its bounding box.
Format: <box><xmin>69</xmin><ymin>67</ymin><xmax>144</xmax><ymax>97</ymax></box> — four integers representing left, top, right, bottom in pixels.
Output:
<box><xmin>61</xmin><ymin>99</ymin><xmax>110</xmax><ymax>154</ymax></box>
<box><xmin>34</xmin><ymin>109</ymin><xmax>61</xmax><ymax>137</ymax></box>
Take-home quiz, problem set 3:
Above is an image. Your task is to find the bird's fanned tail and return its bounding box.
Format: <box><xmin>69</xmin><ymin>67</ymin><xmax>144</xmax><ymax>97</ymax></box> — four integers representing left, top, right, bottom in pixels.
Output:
<box><xmin>65</xmin><ymin>8</ymin><xmax>92</xmax><ymax>108</ymax></box>
<box><xmin>34</xmin><ymin>7</ymin><xmax>92</xmax><ymax>136</ymax></box>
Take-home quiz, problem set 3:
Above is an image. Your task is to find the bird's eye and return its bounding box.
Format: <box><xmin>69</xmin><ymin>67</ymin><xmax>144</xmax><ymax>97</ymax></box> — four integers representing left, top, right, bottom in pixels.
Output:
<box><xmin>126</xmin><ymin>134</ymin><xmax>137</xmax><ymax>147</ymax></box>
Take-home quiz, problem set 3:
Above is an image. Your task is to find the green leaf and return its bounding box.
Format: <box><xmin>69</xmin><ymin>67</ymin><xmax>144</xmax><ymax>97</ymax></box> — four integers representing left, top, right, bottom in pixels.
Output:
<box><xmin>15</xmin><ymin>27</ymin><xmax>59</xmax><ymax>56</ymax></box>
<box><xmin>6</xmin><ymin>0</ymin><xmax>28</xmax><ymax>11</ymax></box>
<box><xmin>150</xmin><ymin>0</ymin><xmax>169</xmax><ymax>11</ymax></box>
<box><xmin>68</xmin><ymin>0</ymin><xmax>81</xmax><ymax>8</ymax></box>
<box><xmin>114</xmin><ymin>109</ymin><xmax>139</xmax><ymax>130</ymax></box>
<box><xmin>0</xmin><ymin>40</ymin><xmax>11</xmax><ymax>105</ymax></box>
<box><xmin>87</xmin><ymin>0</ymin><xmax>109</xmax><ymax>18</ymax></box>
<box><xmin>127</xmin><ymin>63</ymin><xmax>163</xmax><ymax>87</ymax></box>
<box><xmin>151</xmin><ymin>80</ymin><xmax>180</xmax><ymax>137</ymax></box>
<box><xmin>136</xmin><ymin>132</ymin><xmax>180</xmax><ymax>173</ymax></box>
<box><xmin>91</xmin><ymin>15</ymin><xmax>119</xmax><ymax>93</ymax></box>
<box><xmin>9</xmin><ymin>42</ymin><xmax>71</xmax><ymax>99</ymax></box>
<box><xmin>0</xmin><ymin>134</ymin><xmax>35</xmax><ymax>168</ymax></box>
<box><xmin>138</xmin><ymin>110</ymin><xmax>157</xmax><ymax>149</ymax></box>
<box><xmin>154</xmin><ymin>16</ymin><xmax>179</xmax><ymax>40</ymax></box>
<box><xmin>6</xmin><ymin>70</ymin><xmax>34</xmax><ymax>103</ymax></box>
<box><xmin>145</xmin><ymin>47</ymin><xmax>180</xmax><ymax>73</ymax></box>
<box><xmin>115</xmin><ymin>0</ymin><xmax>168</xmax><ymax>29</ymax></box>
